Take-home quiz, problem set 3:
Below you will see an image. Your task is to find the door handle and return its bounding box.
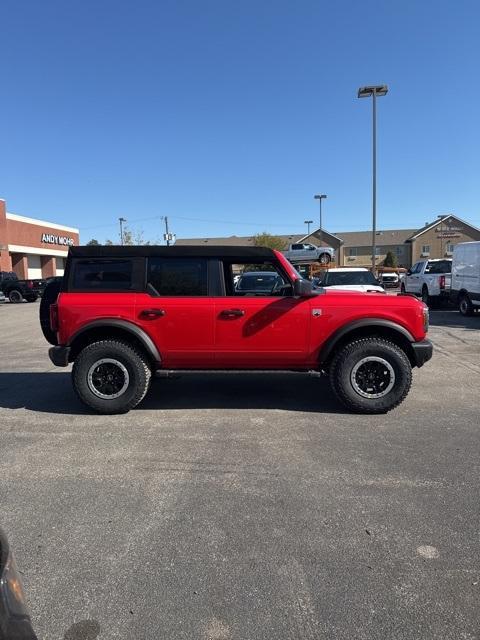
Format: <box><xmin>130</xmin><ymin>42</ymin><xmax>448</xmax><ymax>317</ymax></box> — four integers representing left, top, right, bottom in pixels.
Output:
<box><xmin>139</xmin><ymin>308</ymin><xmax>166</xmax><ymax>319</ymax></box>
<box><xmin>220</xmin><ymin>308</ymin><xmax>245</xmax><ymax>317</ymax></box>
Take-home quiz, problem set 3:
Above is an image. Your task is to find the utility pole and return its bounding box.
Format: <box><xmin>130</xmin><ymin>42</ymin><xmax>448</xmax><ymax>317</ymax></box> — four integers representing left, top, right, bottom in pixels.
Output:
<box><xmin>119</xmin><ymin>217</ymin><xmax>127</xmax><ymax>245</ymax></box>
<box><xmin>164</xmin><ymin>216</ymin><xmax>170</xmax><ymax>246</ymax></box>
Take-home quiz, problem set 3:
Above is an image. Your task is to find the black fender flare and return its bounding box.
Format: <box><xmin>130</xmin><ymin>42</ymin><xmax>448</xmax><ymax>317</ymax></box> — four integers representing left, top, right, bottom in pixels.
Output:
<box><xmin>319</xmin><ymin>318</ymin><xmax>415</xmax><ymax>364</ymax></box>
<box><xmin>67</xmin><ymin>319</ymin><xmax>162</xmax><ymax>364</ymax></box>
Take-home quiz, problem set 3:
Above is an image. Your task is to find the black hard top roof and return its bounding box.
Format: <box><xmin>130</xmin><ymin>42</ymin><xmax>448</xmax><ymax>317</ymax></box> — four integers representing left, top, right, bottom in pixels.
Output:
<box><xmin>69</xmin><ymin>245</ymin><xmax>276</xmax><ymax>260</ymax></box>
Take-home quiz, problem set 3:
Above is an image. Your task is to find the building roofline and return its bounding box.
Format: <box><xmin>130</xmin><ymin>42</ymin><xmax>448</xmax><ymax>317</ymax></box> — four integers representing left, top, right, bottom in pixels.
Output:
<box><xmin>406</xmin><ymin>214</ymin><xmax>480</xmax><ymax>241</ymax></box>
<box><xmin>6</xmin><ymin>212</ymin><xmax>79</xmax><ymax>234</ymax></box>
<box><xmin>298</xmin><ymin>228</ymin><xmax>345</xmax><ymax>243</ymax></box>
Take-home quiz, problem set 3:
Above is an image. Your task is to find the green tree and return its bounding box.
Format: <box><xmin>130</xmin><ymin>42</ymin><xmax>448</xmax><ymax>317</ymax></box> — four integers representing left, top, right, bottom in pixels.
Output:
<box><xmin>121</xmin><ymin>225</ymin><xmax>153</xmax><ymax>245</ymax></box>
<box><xmin>383</xmin><ymin>250</ymin><xmax>397</xmax><ymax>268</ymax></box>
<box><xmin>86</xmin><ymin>238</ymin><xmax>100</xmax><ymax>245</ymax></box>
<box><xmin>253</xmin><ymin>232</ymin><xmax>286</xmax><ymax>251</ymax></box>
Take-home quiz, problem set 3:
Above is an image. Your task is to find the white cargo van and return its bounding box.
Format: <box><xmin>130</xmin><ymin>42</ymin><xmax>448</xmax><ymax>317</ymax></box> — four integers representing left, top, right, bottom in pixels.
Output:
<box><xmin>451</xmin><ymin>241</ymin><xmax>480</xmax><ymax>316</ymax></box>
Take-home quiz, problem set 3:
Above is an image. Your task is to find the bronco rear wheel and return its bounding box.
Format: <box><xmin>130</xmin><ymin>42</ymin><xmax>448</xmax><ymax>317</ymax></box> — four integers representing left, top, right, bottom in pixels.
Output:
<box><xmin>72</xmin><ymin>340</ymin><xmax>151</xmax><ymax>414</ymax></box>
<box><xmin>329</xmin><ymin>337</ymin><xmax>412</xmax><ymax>414</ymax></box>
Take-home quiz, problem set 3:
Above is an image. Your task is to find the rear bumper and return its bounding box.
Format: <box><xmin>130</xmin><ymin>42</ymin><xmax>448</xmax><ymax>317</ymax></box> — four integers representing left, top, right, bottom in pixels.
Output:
<box><xmin>411</xmin><ymin>339</ymin><xmax>433</xmax><ymax>367</ymax></box>
<box><xmin>48</xmin><ymin>345</ymin><xmax>70</xmax><ymax>367</ymax></box>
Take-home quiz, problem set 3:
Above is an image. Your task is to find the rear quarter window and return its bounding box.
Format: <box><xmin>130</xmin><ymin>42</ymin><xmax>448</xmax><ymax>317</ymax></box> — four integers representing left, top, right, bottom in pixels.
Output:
<box><xmin>71</xmin><ymin>259</ymin><xmax>135</xmax><ymax>290</ymax></box>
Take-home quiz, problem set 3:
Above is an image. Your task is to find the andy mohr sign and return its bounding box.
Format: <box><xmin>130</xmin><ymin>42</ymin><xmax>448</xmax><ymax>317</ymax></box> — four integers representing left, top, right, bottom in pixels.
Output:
<box><xmin>41</xmin><ymin>233</ymin><xmax>74</xmax><ymax>246</ymax></box>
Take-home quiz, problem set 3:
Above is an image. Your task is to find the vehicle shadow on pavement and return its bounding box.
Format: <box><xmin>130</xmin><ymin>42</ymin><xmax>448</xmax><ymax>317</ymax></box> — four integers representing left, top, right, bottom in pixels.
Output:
<box><xmin>0</xmin><ymin>371</ymin><xmax>345</xmax><ymax>414</ymax></box>
<box><xmin>428</xmin><ymin>310</ymin><xmax>480</xmax><ymax>329</ymax></box>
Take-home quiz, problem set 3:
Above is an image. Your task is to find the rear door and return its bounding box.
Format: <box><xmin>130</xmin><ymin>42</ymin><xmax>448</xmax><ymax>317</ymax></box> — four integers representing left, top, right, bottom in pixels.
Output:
<box><xmin>214</xmin><ymin>259</ymin><xmax>310</xmax><ymax>368</ymax></box>
<box><xmin>135</xmin><ymin>256</ymin><xmax>215</xmax><ymax>368</ymax></box>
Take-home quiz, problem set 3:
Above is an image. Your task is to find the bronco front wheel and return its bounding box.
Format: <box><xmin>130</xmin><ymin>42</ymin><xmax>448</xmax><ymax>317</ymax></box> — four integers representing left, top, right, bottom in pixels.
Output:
<box><xmin>72</xmin><ymin>340</ymin><xmax>151</xmax><ymax>414</ymax></box>
<box><xmin>329</xmin><ymin>337</ymin><xmax>412</xmax><ymax>414</ymax></box>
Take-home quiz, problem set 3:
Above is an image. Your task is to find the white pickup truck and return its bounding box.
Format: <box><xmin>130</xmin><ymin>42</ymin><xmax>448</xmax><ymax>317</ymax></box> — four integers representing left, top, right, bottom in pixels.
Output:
<box><xmin>282</xmin><ymin>242</ymin><xmax>335</xmax><ymax>265</ymax></box>
<box><xmin>400</xmin><ymin>258</ymin><xmax>452</xmax><ymax>304</ymax></box>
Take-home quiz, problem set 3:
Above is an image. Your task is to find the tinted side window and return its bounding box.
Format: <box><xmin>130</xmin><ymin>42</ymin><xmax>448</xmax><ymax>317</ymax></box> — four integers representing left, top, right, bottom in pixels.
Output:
<box><xmin>73</xmin><ymin>259</ymin><xmax>133</xmax><ymax>290</ymax></box>
<box><xmin>425</xmin><ymin>260</ymin><xmax>451</xmax><ymax>274</ymax></box>
<box><xmin>147</xmin><ymin>258</ymin><xmax>208</xmax><ymax>296</ymax></box>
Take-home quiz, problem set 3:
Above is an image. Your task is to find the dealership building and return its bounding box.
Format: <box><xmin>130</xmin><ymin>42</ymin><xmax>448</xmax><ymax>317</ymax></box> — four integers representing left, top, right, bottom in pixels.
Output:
<box><xmin>0</xmin><ymin>199</ymin><xmax>79</xmax><ymax>279</ymax></box>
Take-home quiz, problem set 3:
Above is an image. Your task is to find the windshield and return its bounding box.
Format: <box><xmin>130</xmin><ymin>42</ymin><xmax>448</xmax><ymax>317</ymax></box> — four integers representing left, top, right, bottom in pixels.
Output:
<box><xmin>323</xmin><ymin>271</ymin><xmax>378</xmax><ymax>286</ymax></box>
<box><xmin>237</xmin><ymin>274</ymin><xmax>280</xmax><ymax>290</ymax></box>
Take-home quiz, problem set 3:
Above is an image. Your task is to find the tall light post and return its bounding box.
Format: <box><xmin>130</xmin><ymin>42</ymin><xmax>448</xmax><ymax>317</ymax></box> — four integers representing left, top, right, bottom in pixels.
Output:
<box><xmin>314</xmin><ymin>194</ymin><xmax>327</xmax><ymax>246</ymax></box>
<box><xmin>357</xmin><ymin>84</ymin><xmax>388</xmax><ymax>273</ymax></box>
<box><xmin>119</xmin><ymin>217</ymin><xmax>127</xmax><ymax>245</ymax></box>
<box><xmin>304</xmin><ymin>219</ymin><xmax>313</xmax><ymax>235</ymax></box>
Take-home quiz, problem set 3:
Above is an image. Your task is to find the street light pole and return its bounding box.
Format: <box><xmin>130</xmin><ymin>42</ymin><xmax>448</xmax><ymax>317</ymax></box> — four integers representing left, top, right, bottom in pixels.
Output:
<box><xmin>119</xmin><ymin>217</ymin><xmax>127</xmax><ymax>245</ymax></box>
<box><xmin>357</xmin><ymin>84</ymin><xmax>388</xmax><ymax>274</ymax></box>
<box><xmin>304</xmin><ymin>219</ymin><xmax>313</xmax><ymax>235</ymax></box>
<box><xmin>314</xmin><ymin>194</ymin><xmax>327</xmax><ymax>246</ymax></box>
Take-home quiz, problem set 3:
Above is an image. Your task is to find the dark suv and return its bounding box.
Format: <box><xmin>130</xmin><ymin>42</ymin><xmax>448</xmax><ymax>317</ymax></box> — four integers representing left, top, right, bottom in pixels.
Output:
<box><xmin>41</xmin><ymin>245</ymin><xmax>432</xmax><ymax>415</ymax></box>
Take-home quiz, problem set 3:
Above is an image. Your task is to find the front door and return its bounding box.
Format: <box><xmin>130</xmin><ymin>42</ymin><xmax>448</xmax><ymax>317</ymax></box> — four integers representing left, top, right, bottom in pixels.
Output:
<box><xmin>135</xmin><ymin>257</ymin><xmax>215</xmax><ymax>368</ymax></box>
<box><xmin>215</xmin><ymin>261</ymin><xmax>310</xmax><ymax>368</ymax></box>
<box><xmin>214</xmin><ymin>297</ymin><xmax>311</xmax><ymax>367</ymax></box>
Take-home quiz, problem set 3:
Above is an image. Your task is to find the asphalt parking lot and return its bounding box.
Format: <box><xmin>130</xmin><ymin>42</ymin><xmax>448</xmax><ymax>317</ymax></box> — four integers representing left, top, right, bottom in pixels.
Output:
<box><xmin>1</xmin><ymin>302</ymin><xmax>479</xmax><ymax>640</ymax></box>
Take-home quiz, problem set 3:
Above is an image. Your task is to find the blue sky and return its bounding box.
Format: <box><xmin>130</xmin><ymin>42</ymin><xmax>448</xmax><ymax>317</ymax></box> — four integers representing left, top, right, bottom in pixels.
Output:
<box><xmin>1</xmin><ymin>0</ymin><xmax>479</xmax><ymax>243</ymax></box>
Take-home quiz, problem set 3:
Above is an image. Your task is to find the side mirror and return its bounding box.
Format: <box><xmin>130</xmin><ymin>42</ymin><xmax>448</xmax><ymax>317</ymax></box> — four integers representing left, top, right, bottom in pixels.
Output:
<box><xmin>406</xmin><ymin>270</ymin><xmax>412</xmax><ymax>276</ymax></box>
<box><xmin>293</xmin><ymin>279</ymin><xmax>314</xmax><ymax>297</ymax></box>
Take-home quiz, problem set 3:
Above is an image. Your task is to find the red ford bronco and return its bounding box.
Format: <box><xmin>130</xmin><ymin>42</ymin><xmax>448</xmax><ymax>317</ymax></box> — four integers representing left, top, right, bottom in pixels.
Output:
<box><xmin>41</xmin><ymin>245</ymin><xmax>432</xmax><ymax>414</ymax></box>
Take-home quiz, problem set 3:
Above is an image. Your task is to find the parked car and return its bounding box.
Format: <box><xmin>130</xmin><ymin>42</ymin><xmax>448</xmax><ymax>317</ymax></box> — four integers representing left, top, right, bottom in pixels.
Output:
<box><xmin>235</xmin><ymin>271</ymin><xmax>286</xmax><ymax>295</ymax></box>
<box><xmin>282</xmin><ymin>243</ymin><xmax>335</xmax><ymax>265</ymax></box>
<box><xmin>0</xmin><ymin>291</ymin><xmax>5</xmax><ymax>304</ymax></box>
<box><xmin>0</xmin><ymin>272</ymin><xmax>45</xmax><ymax>303</ymax></box>
<box><xmin>0</xmin><ymin>527</ymin><xmax>38</xmax><ymax>639</ymax></box>
<box><xmin>42</xmin><ymin>245</ymin><xmax>432</xmax><ymax>415</ymax></box>
<box><xmin>450</xmin><ymin>241</ymin><xmax>480</xmax><ymax>316</ymax></box>
<box><xmin>379</xmin><ymin>271</ymin><xmax>400</xmax><ymax>288</ymax></box>
<box><xmin>400</xmin><ymin>259</ymin><xmax>452</xmax><ymax>304</ymax></box>
<box><xmin>315</xmin><ymin>268</ymin><xmax>385</xmax><ymax>293</ymax></box>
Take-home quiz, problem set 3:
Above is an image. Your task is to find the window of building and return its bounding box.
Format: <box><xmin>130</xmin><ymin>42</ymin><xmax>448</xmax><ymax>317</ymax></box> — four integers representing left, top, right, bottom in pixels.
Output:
<box><xmin>421</xmin><ymin>244</ymin><xmax>430</xmax><ymax>255</ymax></box>
<box><xmin>348</xmin><ymin>247</ymin><xmax>357</xmax><ymax>257</ymax></box>
<box><xmin>72</xmin><ymin>259</ymin><xmax>134</xmax><ymax>290</ymax></box>
<box><xmin>147</xmin><ymin>258</ymin><xmax>208</xmax><ymax>296</ymax></box>
<box><xmin>446</xmin><ymin>242</ymin><xmax>454</xmax><ymax>254</ymax></box>
<box><xmin>395</xmin><ymin>246</ymin><xmax>403</xmax><ymax>256</ymax></box>
<box><xmin>375</xmin><ymin>246</ymin><xmax>381</xmax><ymax>256</ymax></box>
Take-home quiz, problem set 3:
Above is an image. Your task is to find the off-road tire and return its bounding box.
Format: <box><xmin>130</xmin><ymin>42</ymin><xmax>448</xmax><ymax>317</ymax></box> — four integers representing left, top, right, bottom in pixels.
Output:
<box><xmin>319</xmin><ymin>252</ymin><xmax>331</xmax><ymax>265</ymax></box>
<box><xmin>39</xmin><ymin>281</ymin><xmax>62</xmax><ymax>345</ymax></box>
<box><xmin>8</xmin><ymin>289</ymin><xmax>23</xmax><ymax>303</ymax></box>
<box><xmin>72</xmin><ymin>340</ymin><xmax>151</xmax><ymax>414</ymax></box>
<box><xmin>329</xmin><ymin>337</ymin><xmax>412</xmax><ymax>414</ymax></box>
<box><xmin>459</xmin><ymin>294</ymin><xmax>474</xmax><ymax>317</ymax></box>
